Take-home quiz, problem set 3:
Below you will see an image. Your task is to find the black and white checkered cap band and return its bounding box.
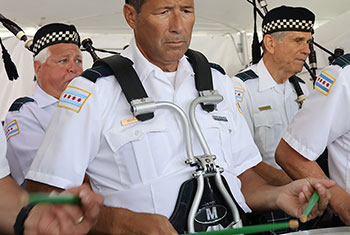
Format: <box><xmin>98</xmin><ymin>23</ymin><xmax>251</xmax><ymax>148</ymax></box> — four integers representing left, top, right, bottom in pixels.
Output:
<box><xmin>262</xmin><ymin>19</ymin><xmax>314</xmax><ymax>34</ymax></box>
<box><xmin>32</xmin><ymin>30</ymin><xmax>80</xmax><ymax>54</ymax></box>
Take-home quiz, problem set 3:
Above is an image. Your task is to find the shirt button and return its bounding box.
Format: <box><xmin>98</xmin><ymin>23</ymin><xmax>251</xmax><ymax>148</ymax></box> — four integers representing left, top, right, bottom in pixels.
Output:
<box><xmin>134</xmin><ymin>130</ymin><xmax>140</xmax><ymax>137</ymax></box>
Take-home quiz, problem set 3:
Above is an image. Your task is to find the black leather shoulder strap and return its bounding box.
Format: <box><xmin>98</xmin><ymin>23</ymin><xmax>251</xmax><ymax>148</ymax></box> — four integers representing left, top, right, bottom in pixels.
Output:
<box><xmin>9</xmin><ymin>97</ymin><xmax>34</xmax><ymax>112</ymax></box>
<box><xmin>185</xmin><ymin>49</ymin><xmax>214</xmax><ymax>112</ymax></box>
<box><xmin>93</xmin><ymin>55</ymin><xmax>154</xmax><ymax>121</ymax></box>
<box><xmin>88</xmin><ymin>49</ymin><xmax>216</xmax><ymax>121</ymax></box>
<box><xmin>209</xmin><ymin>62</ymin><xmax>226</xmax><ymax>75</ymax></box>
<box><xmin>80</xmin><ymin>65</ymin><xmax>113</xmax><ymax>83</ymax></box>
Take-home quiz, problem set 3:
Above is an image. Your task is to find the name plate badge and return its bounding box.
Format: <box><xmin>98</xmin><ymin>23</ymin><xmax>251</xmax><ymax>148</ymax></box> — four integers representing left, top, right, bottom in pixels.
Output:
<box><xmin>121</xmin><ymin>116</ymin><xmax>139</xmax><ymax>126</ymax></box>
<box><xmin>258</xmin><ymin>105</ymin><xmax>272</xmax><ymax>111</ymax></box>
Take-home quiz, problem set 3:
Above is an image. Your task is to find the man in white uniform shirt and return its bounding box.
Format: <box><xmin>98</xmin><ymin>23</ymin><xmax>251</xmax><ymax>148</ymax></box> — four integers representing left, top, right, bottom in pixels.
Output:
<box><xmin>233</xmin><ymin>6</ymin><xmax>311</xmax><ymax>186</ymax></box>
<box><xmin>276</xmin><ymin>54</ymin><xmax>350</xmax><ymax>226</ymax></box>
<box><xmin>0</xmin><ymin>128</ymin><xmax>103</xmax><ymax>235</ymax></box>
<box><xmin>4</xmin><ymin>23</ymin><xmax>83</xmax><ymax>185</ymax></box>
<box><xmin>26</xmin><ymin>0</ymin><xmax>334</xmax><ymax>234</ymax></box>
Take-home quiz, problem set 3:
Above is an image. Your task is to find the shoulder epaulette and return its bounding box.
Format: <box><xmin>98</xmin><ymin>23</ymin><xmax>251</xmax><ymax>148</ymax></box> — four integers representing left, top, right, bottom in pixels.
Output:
<box><xmin>80</xmin><ymin>65</ymin><xmax>113</xmax><ymax>83</ymax></box>
<box><xmin>331</xmin><ymin>54</ymin><xmax>350</xmax><ymax>68</ymax></box>
<box><xmin>235</xmin><ymin>69</ymin><xmax>258</xmax><ymax>82</ymax></box>
<box><xmin>9</xmin><ymin>97</ymin><xmax>34</xmax><ymax>112</ymax></box>
<box><xmin>209</xmin><ymin>62</ymin><xmax>226</xmax><ymax>75</ymax></box>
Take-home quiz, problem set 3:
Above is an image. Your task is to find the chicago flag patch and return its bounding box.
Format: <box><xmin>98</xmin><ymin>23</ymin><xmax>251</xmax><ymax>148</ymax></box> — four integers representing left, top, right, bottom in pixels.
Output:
<box><xmin>315</xmin><ymin>71</ymin><xmax>336</xmax><ymax>96</ymax></box>
<box><xmin>5</xmin><ymin>120</ymin><xmax>19</xmax><ymax>141</ymax></box>
<box><xmin>234</xmin><ymin>87</ymin><xmax>244</xmax><ymax>102</ymax></box>
<box><xmin>58</xmin><ymin>86</ymin><xmax>91</xmax><ymax>113</ymax></box>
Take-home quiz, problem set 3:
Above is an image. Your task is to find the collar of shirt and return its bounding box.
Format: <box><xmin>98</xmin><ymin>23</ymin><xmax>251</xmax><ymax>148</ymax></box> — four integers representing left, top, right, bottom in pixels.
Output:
<box><xmin>32</xmin><ymin>84</ymin><xmax>58</xmax><ymax>109</ymax></box>
<box><xmin>121</xmin><ymin>38</ymin><xmax>193</xmax><ymax>86</ymax></box>
<box><xmin>174</xmin><ymin>54</ymin><xmax>194</xmax><ymax>91</ymax></box>
<box><xmin>256</xmin><ymin>59</ymin><xmax>278</xmax><ymax>92</ymax></box>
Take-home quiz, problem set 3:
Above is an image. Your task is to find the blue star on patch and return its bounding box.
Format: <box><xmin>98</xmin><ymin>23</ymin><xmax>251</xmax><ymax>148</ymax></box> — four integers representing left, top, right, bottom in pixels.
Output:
<box><xmin>315</xmin><ymin>71</ymin><xmax>336</xmax><ymax>96</ymax></box>
<box><xmin>58</xmin><ymin>86</ymin><xmax>91</xmax><ymax>113</ymax></box>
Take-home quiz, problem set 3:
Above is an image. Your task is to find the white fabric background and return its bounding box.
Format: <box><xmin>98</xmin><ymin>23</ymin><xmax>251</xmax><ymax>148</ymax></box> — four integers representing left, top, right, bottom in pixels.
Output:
<box><xmin>0</xmin><ymin>37</ymin><xmax>35</xmax><ymax>121</ymax></box>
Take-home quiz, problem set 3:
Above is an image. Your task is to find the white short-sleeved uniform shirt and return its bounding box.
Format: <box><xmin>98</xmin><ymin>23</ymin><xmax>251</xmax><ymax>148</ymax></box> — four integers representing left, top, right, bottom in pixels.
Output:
<box><xmin>0</xmin><ymin>128</ymin><xmax>10</xmax><ymax>179</ymax></box>
<box><xmin>27</xmin><ymin>38</ymin><xmax>262</xmax><ymax>217</ymax></box>
<box><xmin>283</xmin><ymin>62</ymin><xmax>350</xmax><ymax>192</ymax></box>
<box><xmin>4</xmin><ymin>85</ymin><xmax>57</xmax><ymax>184</ymax></box>
<box><xmin>233</xmin><ymin>59</ymin><xmax>309</xmax><ymax>169</ymax></box>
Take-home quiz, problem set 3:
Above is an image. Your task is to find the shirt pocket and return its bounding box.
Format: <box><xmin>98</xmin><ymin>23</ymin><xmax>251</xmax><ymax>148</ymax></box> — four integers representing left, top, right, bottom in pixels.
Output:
<box><xmin>253</xmin><ymin>110</ymin><xmax>283</xmax><ymax>153</ymax></box>
<box><xmin>196</xmin><ymin>112</ymin><xmax>234</xmax><ymax>167</ymax></box>
<box><xmin>103</xmin><ymin>117</ymin><xmax>170</xmax><ymax>186</ymax></box>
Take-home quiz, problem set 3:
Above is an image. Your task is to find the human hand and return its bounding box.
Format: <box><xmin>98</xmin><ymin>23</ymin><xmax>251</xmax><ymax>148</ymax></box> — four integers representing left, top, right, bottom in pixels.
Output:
<box><xmin>276</xmin><ymin>177</ymin><xmax>335</xmax><ymax>221</ymax></box>
<box><xmin>24</xmin><ymin>184</ymin><xmax>103</xmax><ymax>235</ymax></box>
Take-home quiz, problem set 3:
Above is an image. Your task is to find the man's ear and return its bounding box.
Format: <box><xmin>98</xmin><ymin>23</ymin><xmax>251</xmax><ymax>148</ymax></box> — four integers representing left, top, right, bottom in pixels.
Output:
<box><xmin>263</xmin><ymin>34</ymin><xmax>275</xmax><ymax>54</ymax></box>
<box><xmin>33</xmin><ymin>60</ymin><xmax>42</xmax><ymax>75</ymax></box>
<box><xmin>123</xmin><ymin>4</ymin><xmax>137</xmax><ymax>29</ymax></box>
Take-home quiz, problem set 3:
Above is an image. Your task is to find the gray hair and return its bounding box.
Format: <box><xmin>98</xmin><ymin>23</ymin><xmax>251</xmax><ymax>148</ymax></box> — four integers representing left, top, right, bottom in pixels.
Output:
<box><xmin>125</xmin><ymin>0</ymin><xmax>146</xmax><ymax>13</ymax></box>
<box><xmin>270</xmin><ymin>31</ymin><xmax>288</xmax><ymax>42</ymax></box>
<box><xmin>262</xmin><ymin>31</ymin><xmax>288</xmax><ymax>52</ymax></box>
<box><xmin>34</xmin><ymin>46</ymin><xmax>51</xmax><ymax>63</ymax></box>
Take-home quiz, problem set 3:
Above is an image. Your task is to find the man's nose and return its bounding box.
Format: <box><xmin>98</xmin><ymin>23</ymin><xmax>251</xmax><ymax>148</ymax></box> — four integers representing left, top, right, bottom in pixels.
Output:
<box><xmin>67</xmin><ymin>60</ymin><xmax>82</xmax><ymax>74</ymax></box>
<box><xmin>169</xmin><ymin>11</ymin><xmax>184</xmax><ymax>33</ymax></box>
<box><xmin>302</xmin><ymin>42</ymin><xmax>311</xmax><ymax>55</ymax></box>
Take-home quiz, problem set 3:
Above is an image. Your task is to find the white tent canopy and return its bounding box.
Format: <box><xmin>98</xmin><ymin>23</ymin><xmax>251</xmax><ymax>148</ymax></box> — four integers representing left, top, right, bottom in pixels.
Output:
<box><xmin>1</xmin><ymin>0</ymin><xmax>350</xmax><ymax>120</ymax></box>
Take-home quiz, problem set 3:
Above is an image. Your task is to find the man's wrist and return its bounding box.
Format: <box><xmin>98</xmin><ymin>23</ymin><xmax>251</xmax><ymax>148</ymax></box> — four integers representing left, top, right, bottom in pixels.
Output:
<box><xmin>329</xmin><ymin>185</ymin><xmax>348</xmax><ymax>209</ymax></box>
<box><xmin>13</xmin><ymin>203</ymin><xmax>37</xmax><ymax>235</ymax></box>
